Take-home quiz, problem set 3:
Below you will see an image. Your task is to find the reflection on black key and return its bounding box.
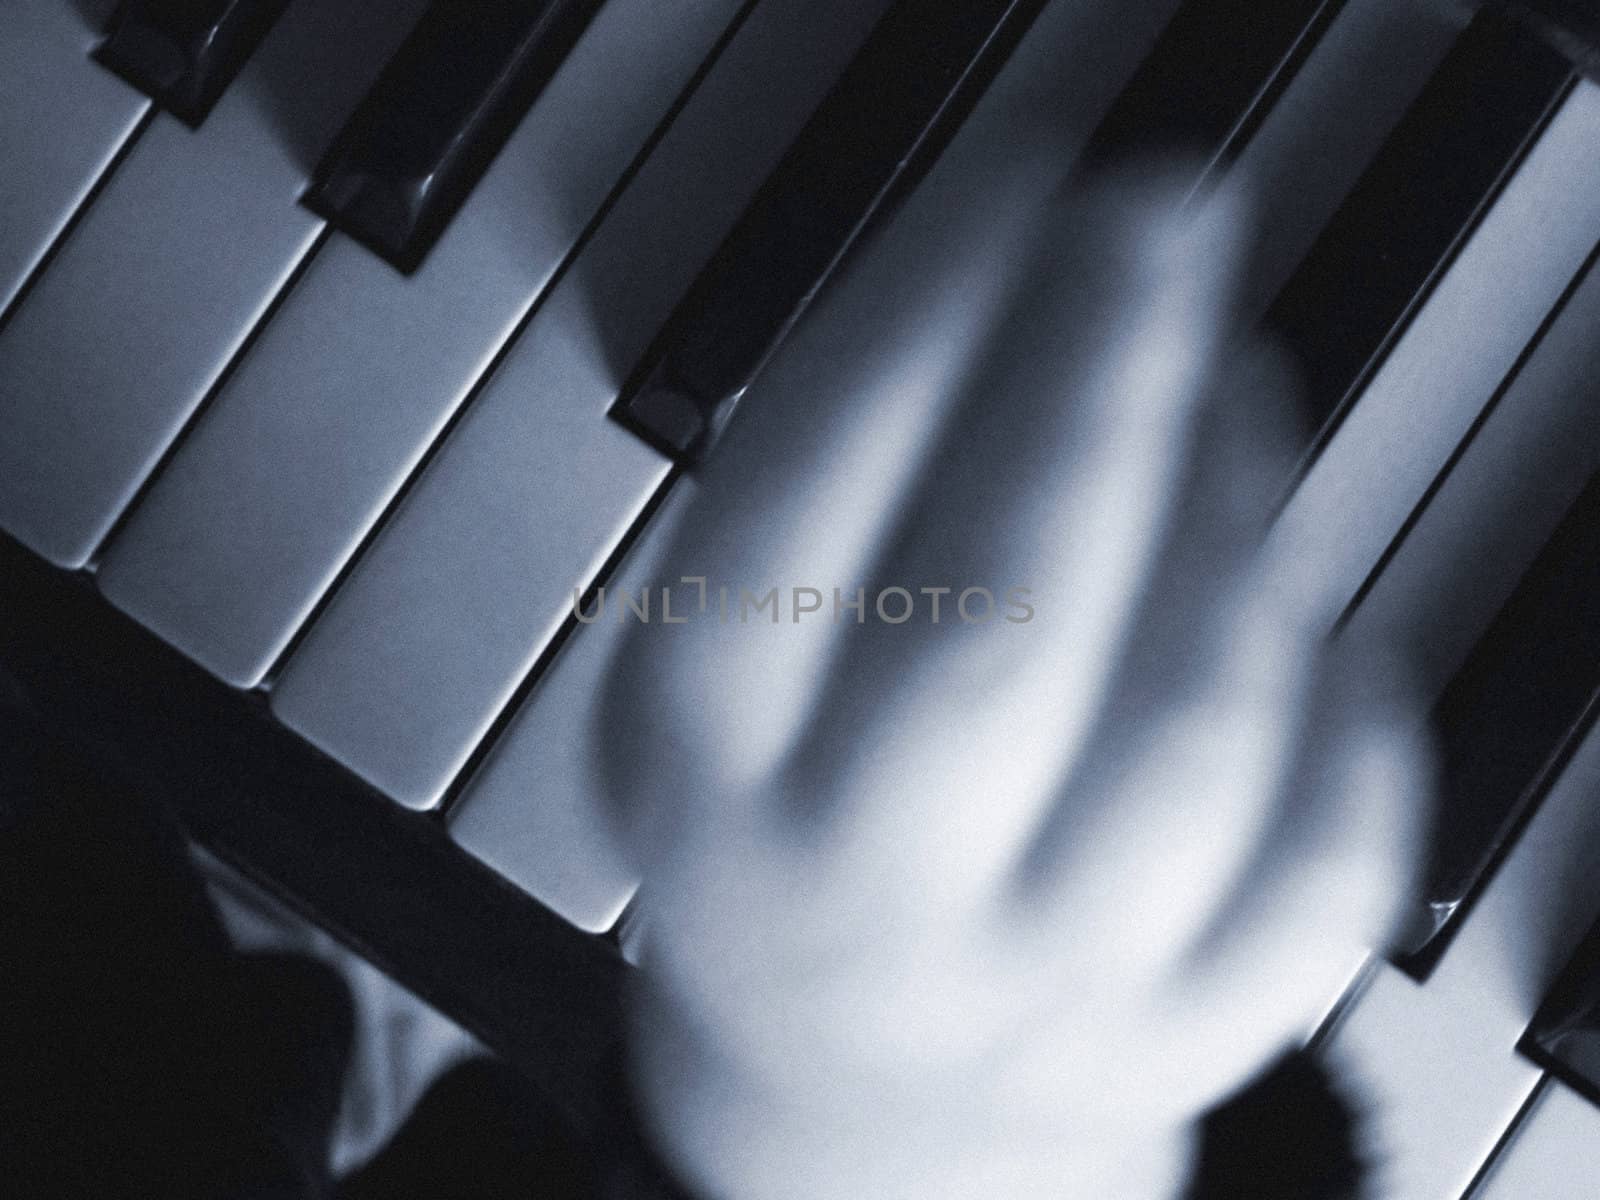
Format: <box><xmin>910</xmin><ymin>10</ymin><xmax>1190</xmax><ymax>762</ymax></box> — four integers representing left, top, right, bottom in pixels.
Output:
<box><xmin>611</xmin><ymin>0</ymin><xmax>1053</xmax><ymax>463</ymax></box>
<box><xmin>304</xmin><ymin>0</ymin><xmax>602</xmax><ymax>273</ymax></box>
<box><xmin>1265</xmin><ymin>9</ymin><xmax>1574</xmax><ymax>452</ymax></box>
<box><xmin>1524</xmin><ymin>910</ymin><xmax>1600</xmax><ymax>1105</ymax></box>
<box><xmin>1395</xmin><ymin>466</ymin><xmax>1600</xmax><ymax>978</ymax></box>
<box><xmin>96</xmin><ymin>0</ymin><xmax>289</xmax><ymax>126</ymax></box>
<box><xmin>612</xmin><ymin>0</ymin><xmax>1340</xmax><ymax>464</ymax></box>
<box><xmin>1079</xmin><ymin>0</ymin><xmax>1342</xmax><ymax>182</ymax></box>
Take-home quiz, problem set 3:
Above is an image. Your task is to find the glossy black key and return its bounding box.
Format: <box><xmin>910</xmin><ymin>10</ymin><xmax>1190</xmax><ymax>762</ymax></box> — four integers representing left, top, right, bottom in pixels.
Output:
<box><xmin>303</xmin><ymin>0</ymin><xmax>602</xmax><ymax>273</ymax></box>
<box><xmin>95</xmin><ymin>0</ymin><xmax>289</xmax><ymax>125</ymax></box>
<box><xmin>1487</xmin><ymin>0</ymin><xmax>1600</xmax><ymax>76</ymax></box>
<box><xmin>1264</xmin><ymin>8</ymin><xmax>1574</xmax><ymax>452</ymax></box>
<box><xmin>612</xmin><ymin>0</ymin><xmax>1342</xmax><ymax>463</ymax></box>
<box><xmin>1078</xmin><ymin>0</ymin><xmax>1343</xmax><ymax>182</ymax></box>
<box><xmin>610</xmin><ymin>0</ymin><xmax>1050</xmax><ymax>462</ymax></box>
<box><xmin>1524</xmin><ymin>908</ymin><xmax>1600</xmax><ymax>1106</ymax></box>
<box><xmin>1395</xmin><ymin>465</ymin><xmax>1600</xmax><ymax>978</ymax></box>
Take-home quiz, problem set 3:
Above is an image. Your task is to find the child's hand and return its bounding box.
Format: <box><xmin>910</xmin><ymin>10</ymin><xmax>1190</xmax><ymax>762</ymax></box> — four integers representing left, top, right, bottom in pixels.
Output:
<box><xmin>599</xmin><ymin>170</ymin><xmax>1427</xmax><ymax>1200</ymax></box>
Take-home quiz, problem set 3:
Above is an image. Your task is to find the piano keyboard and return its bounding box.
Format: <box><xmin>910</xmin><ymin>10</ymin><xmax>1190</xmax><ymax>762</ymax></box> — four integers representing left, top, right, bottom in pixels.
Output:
<box><xmin>5</xmin><ymin>0</ymin><xmax>1600</xmax><ymax>1193</ymax></box>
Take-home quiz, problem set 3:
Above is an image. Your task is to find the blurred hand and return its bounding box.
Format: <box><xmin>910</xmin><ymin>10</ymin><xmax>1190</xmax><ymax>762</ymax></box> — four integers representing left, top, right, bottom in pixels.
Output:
<box><xmin>596</xmin><ymin>168</ymin><xmax>1428</xmax><ymax>1199</ymax></box>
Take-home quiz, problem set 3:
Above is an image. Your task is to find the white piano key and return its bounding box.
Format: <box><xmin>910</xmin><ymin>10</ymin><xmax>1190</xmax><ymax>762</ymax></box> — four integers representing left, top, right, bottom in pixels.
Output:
<box><xmin>446</xmin><ymin>486</ymin><xmax>694</xmax><ymax>932</ymax></box>
<box><xmin>95</xmin><ymin>0</ymin><xmax>747</xmax><ymax>688</ymax></box>
<box><xmin>0</xmin><ymin>0</ymin><xmax>426</xmax><ymax>568</ymax></box>
<box><xmin>1264</xmin><ymin>80</ymin><xmax>1600</xmax><ymax>625</ymax></box>
<box><xmin>270</xmin><ymin>0</ymin><xmax>905</xmax><ymax>811</ymax></box>
<box><xmin>1472</xmin><ymin>1082</ymin><xmax>1600</xmax><ymax>1200</ymax></box>
<box><xmin>1321</xmin><ymin>717</ymin><xmax>1600</xmax><ymax>1199</ymax></box>
<box><xmin>1341</xmin><ymin>248</ymin><xmax>1600</xmax><ymax>702</ymax></box>
<box><xmin>0</xmin><ymin>0</ymin><xmax>148</xmax><ymax>316</ymax></box>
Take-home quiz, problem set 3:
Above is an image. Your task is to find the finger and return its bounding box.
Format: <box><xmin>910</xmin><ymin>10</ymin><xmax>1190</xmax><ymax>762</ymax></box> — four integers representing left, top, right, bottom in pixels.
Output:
<box><xmin>1013</xmin><ymin>331</ymin><xmax>1420</xmax><ymax>1006</ymax></box>
<box><xmin>1023</xmin><ymin>638</ymin><xmax>1425</xmax><ymax>1119</ymax></box>
<box><xmin>1007</xmin><ymin>333</ymin><xmax>1312</xmax><ymax>955</ymax></box>
<box><xmin>1172</xmin><ymin>636</ymin><xmax>1430</xmax><ymax>1005</ymax></box>
<box><xmin>787</xmin><ymin>178</ymin><xmax>1248</xmax><ymax>838</ymax></box>
<box><xmin>986</xmin><ymin>656</ymin><xmax>1426</xmax><ymax>1126</ymax></box>
<box><xmin>596</xmin><ymin>159</ymin><xmax>1055</xmax><ymax>848</ymax></box>
<box><xmin>1150</xmin><ymin>664</ymin><xmax>1429</xmax><ymax>1119</ymax></box>
<box><xmin>784</xmin><ymin>179</ymin><xmax>1252</xmax><ymax>892</ymax></box>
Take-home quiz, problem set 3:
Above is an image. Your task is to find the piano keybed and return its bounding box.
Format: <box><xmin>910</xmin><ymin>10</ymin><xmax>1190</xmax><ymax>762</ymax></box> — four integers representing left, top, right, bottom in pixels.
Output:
<box><xmin>5</xmin><ymin>0</ymin><xmax>1600</xmax><ymax>1192</ymax></box>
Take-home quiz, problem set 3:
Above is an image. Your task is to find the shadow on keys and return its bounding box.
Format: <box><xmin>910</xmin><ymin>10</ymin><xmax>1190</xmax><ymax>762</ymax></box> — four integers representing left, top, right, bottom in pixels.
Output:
<box><xmin>0</xmin><ymin>681</ymin><xmax>600</xmax><ymax>1200</ymax></box>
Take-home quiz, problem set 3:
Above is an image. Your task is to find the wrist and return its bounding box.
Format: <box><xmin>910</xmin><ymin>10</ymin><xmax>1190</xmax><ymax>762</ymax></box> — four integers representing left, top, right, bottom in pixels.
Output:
<box><xmin>628</xmin><ymin>982</ymin><xmax>1198</xmax><ymax>1200</ymax></box>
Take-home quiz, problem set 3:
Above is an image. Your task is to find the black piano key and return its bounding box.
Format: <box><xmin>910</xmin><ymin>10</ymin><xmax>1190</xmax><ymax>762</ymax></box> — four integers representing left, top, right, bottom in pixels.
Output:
<box><xmin>95</xmin><ymin>0</ymin><xmax>289</xmax><ymax>126</ymax></box>
<box><xmin>613</xmin><ymin>0</ymin><xmax>1345</xmax><ymax>464</ymax></box>
<box><xmin>1524</xmin><ymin>911</ymin><xmax>1600</xmax><ymax>1105</ymax></box>
<box><xmin>1264</xmin><ymin>8</ymin><xmax>1574</xmax><ymax>451</ymax></box>
<box><xmin>303</xmin><ymin>0</ymin><xmax>602</xmax><ymax>274</ymax></box>
<box><xmin>610</xmin><ymin>0</ymin><xmax>1053</xmax><ymax>462</ymax></box>
<box><xmin>1395</xmin><ymin>465</ymin><xmax>1600</xmax><ymax>977</ymax></box>
<box><xmin>1078</xmin><ymin>0</ymin><xmax>1344</xmax><ymax>182</ymax></box>
<box><xmin>1486</xmin><ymin>0</ymin><xmax>1600</xmax><ymax>77</ymax></box>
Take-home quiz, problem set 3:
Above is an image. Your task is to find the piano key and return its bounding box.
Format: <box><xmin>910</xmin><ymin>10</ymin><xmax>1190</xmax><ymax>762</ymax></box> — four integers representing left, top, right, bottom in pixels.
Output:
<box><xmin>1526</xmin><ymin>914</ymin><xmax>1600</xmax><ymax>1102</ymax></box>
<box><xmin>95</xmin><ymin>0</ymin><xmax>749</xmax><ymax>688</ymax></box>
<box><xmin>1382</xmin><ymin>323</ymin><xmax>1600</xmax><ymax>969</ymax></box>
<box><xmin>1337</xmin><ymin>247</ymin><xmax>1600</xmax><ymax>707</ymax></box>
<box><xmin>303</xmin><ymin>0</ymin><xmax>602</xmax><ymax>274</ymax></box>
<box><xmin>1469</xmin><ymin>1082</ymin><xmax>1600</xmax><ymax>1200</ymax></box>
<box><xmin>610</xmin><ymin>0</ymin><xmax>1056</xmax><ymax>463</ymax></box>
<box><xmin>0</xmin><ymin>0</ymin><xmax>427</xmax><ymax>569</ymax></box>
<box><xmin>269</xmin><ymin>0</ymin><xmax>906</xmax><ymax>811</ymax></box>
<box><xmin>447</xmin><ymin>487</ymin><xmax>695</xmax><ymax>932</ymax></box>
<box><xmin>95</xmin><ymin>0</ymin><xmax>290</xmax><ymax>125</ymax></box>
<box><xmin>1318</xmin><ymin>474</ymin><xmax>1600</xmax><ymax>1200</ymax></box>
<box><xmin>1485</xmin><ymin>0</ymin><xmax>1600</xmax><ymax>77</ymax></box>
<box><xmin>0</xmin><ymin>0</ymin><xmax>148</xmax><ymax>317</ymax></box>
<box><xmin>1398</xmin><ymin>435</ymin><xmax>1600</xmax><ymax>972</ymax></box>
<box><xmin>1263</xmin><ymin>7</ymin><xmax>1576</xmax><ymax>445</ymax></box>
<box><xmin>1262</xmin><ymin>79</ymin><xmax>1600</xmax><ymax>637</ymax></box>
<box><xmin>1077</xmin><ymin>0</ymin><xmax>1341</xmax><ymax>179</ymax></box>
